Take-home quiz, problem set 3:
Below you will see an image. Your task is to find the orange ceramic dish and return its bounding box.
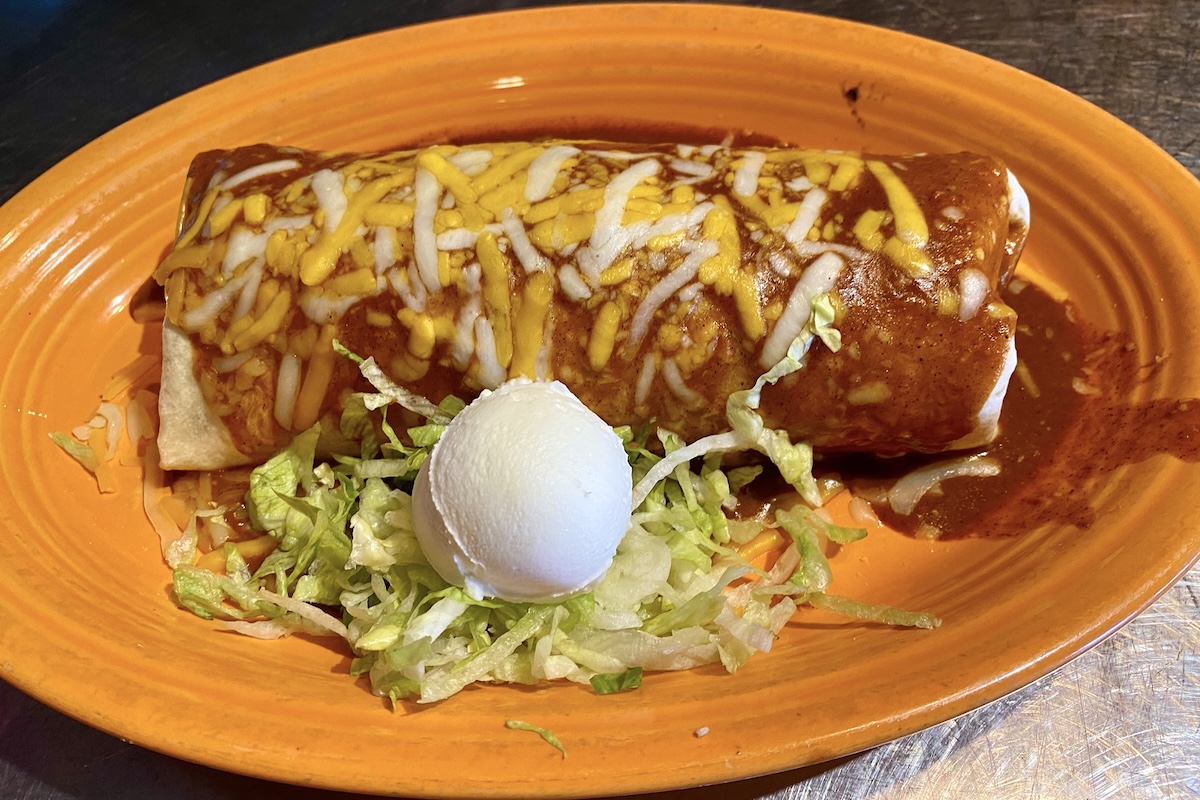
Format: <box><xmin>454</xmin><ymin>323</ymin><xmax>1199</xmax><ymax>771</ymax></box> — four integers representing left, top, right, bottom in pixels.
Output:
<box><xmin>1</xmin><ymin>5</ymin><xmax>1199</xmax><ymax>798</ymax></box>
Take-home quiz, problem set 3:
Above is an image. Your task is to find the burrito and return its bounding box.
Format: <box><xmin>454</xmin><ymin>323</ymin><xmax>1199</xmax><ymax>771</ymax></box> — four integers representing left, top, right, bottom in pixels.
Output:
<box><xmin>153</xmin><ymin>140</ymin><xmax>1029</xmax><ymax>470</ymax></box>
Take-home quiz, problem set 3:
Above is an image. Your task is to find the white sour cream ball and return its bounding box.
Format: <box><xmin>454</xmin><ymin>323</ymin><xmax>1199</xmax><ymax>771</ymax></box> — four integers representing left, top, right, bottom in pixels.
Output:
<box><xmin>411</xmin><ymin>379</ymin><xmax>632</xmax><ymax>603</ymax></box>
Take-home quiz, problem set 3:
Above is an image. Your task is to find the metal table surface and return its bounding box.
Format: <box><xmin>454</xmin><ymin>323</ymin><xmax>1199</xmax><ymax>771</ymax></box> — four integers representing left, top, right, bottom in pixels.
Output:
<box><xmin>0</xmin><ymin>1</ymin><xmax>1197</xmax><ymax>797</ymax></box>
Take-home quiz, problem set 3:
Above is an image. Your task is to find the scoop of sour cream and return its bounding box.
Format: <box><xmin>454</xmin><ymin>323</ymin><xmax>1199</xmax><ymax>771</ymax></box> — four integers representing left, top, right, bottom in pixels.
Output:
<box><xmin>411</xmin><ymin>379</ymin><xmax>632</xmax><ymax>603</ymax></box>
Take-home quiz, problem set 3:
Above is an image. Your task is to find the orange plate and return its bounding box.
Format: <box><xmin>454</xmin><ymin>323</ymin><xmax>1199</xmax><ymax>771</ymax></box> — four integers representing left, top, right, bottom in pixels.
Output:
<box><xmin>1</xmin><ymin>5</ymin><xmax>1199</xmax><ymax>798</ymax></box>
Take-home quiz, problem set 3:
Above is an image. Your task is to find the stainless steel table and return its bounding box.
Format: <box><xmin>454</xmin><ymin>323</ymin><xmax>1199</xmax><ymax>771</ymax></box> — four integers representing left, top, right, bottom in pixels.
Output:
<box><xmin>1</xmin><ymin>1</ymin><xmax>1197</xmax><ymax>797</ymax></box>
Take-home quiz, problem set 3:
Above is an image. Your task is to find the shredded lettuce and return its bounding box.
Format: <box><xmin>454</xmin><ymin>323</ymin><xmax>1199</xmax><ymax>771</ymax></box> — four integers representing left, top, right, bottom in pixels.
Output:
<box><xmin>590</xmin><ymin>667</ymin><xmax>643</xmax><ymax>694</ymax></box>
<box><xmin>50</xmin><ymin>431</ymin><xmax>100</xmax><ymax>471</ymax></box>
<box><xmin>504</xmin><ymin>720</ymin><xmax>567</xmax><ymax>757</ymax></box>
<box><xmin>169</xmin><ymin>332</ymin><xmax>939</xmax><ymax>705</ymax></box>
<box><xmin>333</xmin><ymin>339</ymin><xmax>451</xmax><ymax>424</ymax></box>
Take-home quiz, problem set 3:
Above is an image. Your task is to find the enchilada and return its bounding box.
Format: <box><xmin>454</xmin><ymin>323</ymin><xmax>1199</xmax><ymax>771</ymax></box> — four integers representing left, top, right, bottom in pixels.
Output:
<box><xmin>154</xmin><ymin>140</ymin><xmax>1028</xmax><ymax>469</ymax></box>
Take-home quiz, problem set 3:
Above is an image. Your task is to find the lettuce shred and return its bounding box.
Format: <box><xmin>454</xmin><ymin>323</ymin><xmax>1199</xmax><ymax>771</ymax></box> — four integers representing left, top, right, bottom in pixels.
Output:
<box><xmin>170</xmin><ymin>336</ymin><xmax>939</xmax><ymax>705</ymax></box>
<box><xmin>504</xmin><ymin>720</ymin><xmax>567</xmax><ymax>758</ymax></box>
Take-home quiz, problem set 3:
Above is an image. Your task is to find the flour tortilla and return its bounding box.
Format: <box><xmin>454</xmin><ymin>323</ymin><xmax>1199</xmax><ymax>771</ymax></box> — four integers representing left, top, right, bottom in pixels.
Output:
<box><xmin>158</xmin><ymin>320</ymin><xmax>250</xmax><ymax>471</ymax></box>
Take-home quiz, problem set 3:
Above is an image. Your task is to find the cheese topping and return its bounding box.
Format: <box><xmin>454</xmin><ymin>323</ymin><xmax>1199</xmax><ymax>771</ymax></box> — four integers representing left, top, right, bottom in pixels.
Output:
<box><xmin>524</xmin><ymin>145</ymin><xmax>579</xmax><ymax>202</ymax></box>
<box><xmin>866</xmin><ymin>160</ymin><xmax>932</xmax><ymax>277</ymax></box>
<box><xmin>221</xmin><ymin>158</ymin><xmax>301</xmax><ymax>191</ymax></box>
<box><xmin>160</xmin><ymin>141</ymin><xmax>1016</xmax><ymax>434</ymax></box>
<box><xmin>760</xmin><ymin>251</ymin><xmax>845</xmax><ymax>368</ymax></box>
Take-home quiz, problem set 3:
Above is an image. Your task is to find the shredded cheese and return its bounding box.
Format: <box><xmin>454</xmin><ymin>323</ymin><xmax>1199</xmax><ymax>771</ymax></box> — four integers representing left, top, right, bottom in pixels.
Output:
<box><xmin>629</xmin><ymin>240</ymin><xmax>718</xmax><ymax>349</ymax></box>
<box><xmin>311</xmin><ymin>169</ymin><xmax>348</xmax><ymax>233</ymax></box>
<box><xmin>501</xmin><ymin>208</ymin><xmax>550</xmax><ymax>273</ymax></box>
<box><xmin>221</xmin><ymin>159</ymin><xmax>300</xmax><ymax>191</ymax></box>
<box><xmin>451</xmin><ymin>294</ymin><xmax>483</xmax><ymax>371</ymax></box>
<box><xmin>558</xmin><ymin>263</ymin><xmax>592</xmax><ymax>301</ymax></box>
<box><xmin>292</xmin><ymin>326</ymin><xmax>337</xmax><ymax>430</ymax></box>
<box><xmin>587</xmin><ymin>301</ymin><xmax>623</xmax><ymax>371</ymax></box>
<box><xmin>473</xmin><ymin>316</ymin><xmax>506</xmax><ymax>389</ymax></box>
<box><xmin>731</xmin><ymin>152</ymin><xmax>767</xmax><ymax>197</ymax></box>
<box><xmin>577</xmin><ymin>158</ymin><xmax>661</xmax><ymax>282</ymax></box>
<box><xmin>413</xmin><ymin>168</ymin><xmax>442</xmax><ymax>292</ymax></box>
<box><xmin>525</xmin><ymin>144</ymin><xmax>580</xmax><ymax>201</ymax></box>
<box><xmin>274</xmin><ymin>352</ymin><xmax>302</xmax><ymax>429</ymax></box>
<box><xmin>784</xmin><ymin>188</ymin><xmax>829</xmax><ymax>250</ymax></box>
<box><xmin>635</xmin><ymin>353</ymin><xmax>657</xmax><ymax>405</ymax></box>
<box><xmin>511</xmin><ymin>271</ymin><xmax>554</xmax><ymax>379</ymax></box>
<box><xmin>958</xmin><ymin>268</ymin><xmax>990</xmax><ymax>321</ymax></box>
<box><xmin>760</xmin><ymin>251</ymin><xmax>845</xmax><ymax>367</ymax></box>
<box><xmin>661</xmin><ymin>358</ymin><xmax>702</xmax><ymax>404</ymax></box>
<box><xmin>889</xmin><ymin>455</ymin><xmax>1001</xmax><ymax>515</ymax></box>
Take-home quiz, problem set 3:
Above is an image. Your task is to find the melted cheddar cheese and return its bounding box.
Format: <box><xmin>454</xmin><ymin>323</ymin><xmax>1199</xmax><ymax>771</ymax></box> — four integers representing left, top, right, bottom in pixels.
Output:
<box><xmin>156</xmin><ymin>140</ymin><xmax>1025</xmax><ymax>461</ymax></box>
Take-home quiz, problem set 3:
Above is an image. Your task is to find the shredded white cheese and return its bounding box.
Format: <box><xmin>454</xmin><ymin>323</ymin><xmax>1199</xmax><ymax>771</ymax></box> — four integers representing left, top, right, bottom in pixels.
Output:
<box><xmin>473</xmin><ymin>317</ymin><xmax>506</xmax><ymax>389</ymax></box>
<box><xmin>232</xmin><ymin>260</ymin><xmax>264</xmax><ymax>321</ymax></box>
<box><xmin>181</xmin><ymin>271</ymin><xmax>251</xmax><ymax>329</ymax></box>
<box><xmin>633</xmin><ymin>202</ymin><xmax>713</xmax><ymax>250</ymax></box>
<box><xmin>577</xmin><ymin>220</ymin><xmax>651</xmax><ymax>285</ymax></box>
<box><xmin>784</xmin><ymin>187</ymin><xmax>829</xmax><ymax>250</ymax></box>
<box><xmin>586</xmin><ymin>149</ymin><xmax>638</xmax><ymax>160</ymax></box>
<box><xmin>732</xmin><ymin>151</ymin><xmax>766</xmax><ymax>197</ymax></box>
<box><xmin>557</xmin><ymin>263</ymin><xmax>592</xmax><ymax>301</ymax></box>
<box><xmin>125</xmin><ymin>395</ymin><xmax>154</xmax><ymax>444</ymax></box>
<box><xmin>669</xmin><ymin>158</ymin><xmax>713</xmax><ymax>178</ymax></box>
<box><xmin>661</xmin><ymin>359</ymin><xmax>702</xmax><ymax>404</ymax></box>
<box><xmin>311</xmin><ymin>169</ymin><xmax>348</xmax><ymax>233</ymax></box>
<box><xmin>413</xmin><ymin>167</ymin><xmax>441</xmax><ymax>292</ymax></box>
<box><xmin>759</xmin><ymin>250</ymin><xmax>845</xmax><ymax>367</ymax></box>
<box><xmin>373</xmin><ymin>226</ymin><xmax>398</xmax><ymax>274</ymax></box>
<box><xmin>576</xmin><ymin>158</ymin><xmax>661</xmax><ymax>281</ymax></box>
<box><xmin>501</xmin><ymin>208</ymin><xmax>549</xmax><ymax>273</ymax></box>
<box><xmin>436</xmin><ymin>224</ymin><xmax>502</xmax><ymax>251</ymax></box>
<box><xmin>462</xmin><ymin>261</ymin><xmax>482</xmax><ymax>294</ymax></box>
<box><xmin>888</xmin><ymin>455</ymin><xmax>1001</xmax><ymax>515</ymax></box>
<box><xmin>386</xmin><ymin>266</ymin><xmax>427</xmax><ymax>313</ymax></box>
<box><xmin>958</xmin><ymin>268</ymin><xmax>990</xmax><ymax>321</ymax></box>
<box><xmin>789</xmin><ymin>239</ymin><xmax>869</xmax><ymax>262</ymax></box>
<box><xmin>213</xmin><ymin>351</ymin><xmax>253</xmax><ymax>373</ymax></box>
<box><xmin>221</xmin><ymin>159</ymin><xmax>300</xmax><ymax>191</ymax></box>
<box><xmin>263</xmin><ymin>214</ymin><xmax>312</xmax><ymax>234</ymax></box>
<box><xmin>95</xmin><ymin>402</ymin><xmax>124</xmax><ymax>460</ymax></box>
<box><xmin>595</xmin><ymin>157</ymin><xmax>662</xmax><ymax>247</ymax></box>
<box><xmin>524</xmin><ymin>145</ymin><xmax>580</xmax><ymax>202</ymax></box>
<box><xmin>221</xmin><ymin>227</ymin><xmax>268</xmax><ymax>278</ymax></box>
<box><xmin>451</xmin><ymin>295</ymin><xmax>482</xmax><ymax>371</ymax></box>
<box><xmin>848</xmin><ymin>495</ymin><xmax>881</xmax><ymax>527</ymax></box>
<box><xmin>448</xmin><ymin>149</ymin><xmax>493</xmax><ymax>175</ymax></box>
<box><xmin>786</xmin><ymin>175</ymin><xmax>814</xmax><ymax>192</ymax></box>
<box><xmin>299</xmin><ymin>287</ymin><xmax>369</xmax><ymax>323</ymax></box>
<box><xmin>436</xmin><ymin>228</ymin><xmax>479</xmax><ymax>250</ymax></box>
<box><xmin>677</xmin><ymin>281</ymin><xmax>703</xmax><ymax>302</ymax></box>
<box><xmin>274</xmin><ymin>352</ymin><xmax>302</xmax><ymax>429</ymax></box>
<box><xmin>629</xmin><ymin>240</ymin><xmax>718</xmax><ymax>348</ymax></box>
<box><xmin>767</xmin><ymin>251</ymin><xmax>794</xmax><ymax>277</ymax></box>
<box><xmin>72</xmin><ymin>414</ymin><xmax>105</xmax><ymax>442</ymax></box>
<box><xmin>635</xmin><ymin>353</ymin><xmax>658</xmax><ymax>405</ymax></box>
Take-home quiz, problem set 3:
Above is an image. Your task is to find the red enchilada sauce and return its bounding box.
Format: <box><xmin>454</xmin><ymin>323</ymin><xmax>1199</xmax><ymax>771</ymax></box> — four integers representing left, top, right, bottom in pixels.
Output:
<box><xmin>828</xmin><ymin>279</ymin><xmax>1200</xmax><ymax>539</ymax></box>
